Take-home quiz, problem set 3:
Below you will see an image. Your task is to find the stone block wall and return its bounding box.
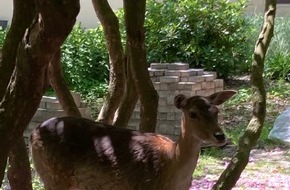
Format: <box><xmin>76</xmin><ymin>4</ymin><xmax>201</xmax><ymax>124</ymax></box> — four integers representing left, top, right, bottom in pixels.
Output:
<box><xmin>24</xmin><ymin>93</ymin><xmax>91</xmax><ymax>142</ymax></box>
<box><xmin>128</xmin><ymin>63</ymin><xmax>224</xmax><ymax>140</ymax></box>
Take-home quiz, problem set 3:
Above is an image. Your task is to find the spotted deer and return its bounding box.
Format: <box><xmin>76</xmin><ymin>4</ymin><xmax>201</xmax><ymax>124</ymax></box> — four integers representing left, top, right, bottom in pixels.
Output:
<box><xmin>30</xmin><ymin>90</ymin><xmax>236</xmax><ymax>190</ymax></box>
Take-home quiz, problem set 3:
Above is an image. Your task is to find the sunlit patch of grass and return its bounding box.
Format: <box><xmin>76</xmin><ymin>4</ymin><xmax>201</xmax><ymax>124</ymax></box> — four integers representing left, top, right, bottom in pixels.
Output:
<box><xmin>193</xmin><ymin>148</ymin><xmax>228</xmax><ymax>178</ymax></box>
<box><xmin>222</xmin><ymin>80</ymin><xmax>290</xmax><ymax>148</ymax></box>
<box><xmin>224</xmin><ymin>87</ymin><xmax>252</xmax><ymax>106</ymax></box>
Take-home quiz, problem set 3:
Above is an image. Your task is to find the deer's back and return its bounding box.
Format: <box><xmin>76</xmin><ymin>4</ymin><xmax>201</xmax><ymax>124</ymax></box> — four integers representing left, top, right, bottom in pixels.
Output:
<box><xmin>30</xmin><ymin>117</ymin><xmax>176</xmax><ymax>190</ymax></box>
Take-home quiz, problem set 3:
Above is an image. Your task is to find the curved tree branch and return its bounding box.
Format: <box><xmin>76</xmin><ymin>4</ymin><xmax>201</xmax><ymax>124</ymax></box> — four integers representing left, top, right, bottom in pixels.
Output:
<box><xmin>0</xmin><ymin>1</ymin><xmax>36</xmax><ymax>189</ymax></box>
<box><xmin>0</xmin><ymin>0</ymin><xmax>36</xmax><ymax>100</ymax></box>
<box><xmin>113</xmin><ymin>50</ymin><xmax>138</xmax><ymax>127</ymax></box>
<box><xmin>123</xmin><ymin>0</ymin><xmax>159</xmax><ymax>132</ymax></box>
<box><xmin>49</xmin><ymin>48</ymin><xmax>82</xmax><ymax>117</ymax></box>
<box><xmin>0</xmin><ymin>0</ymin><xmax>80</xmax><ymax>185</ymax></box>
<box><xmin>91</xmin><ymin>0</ymin><xmax>125</xmax><ymax>125</ymax></box>
<box><xmin>212</xmin><ymin>1</ymin><xmax>276</xmax><ymax>189</ymax></box>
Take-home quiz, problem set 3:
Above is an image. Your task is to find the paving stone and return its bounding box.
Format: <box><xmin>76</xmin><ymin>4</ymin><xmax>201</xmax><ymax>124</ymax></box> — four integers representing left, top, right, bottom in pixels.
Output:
<box><xmin>160</xmin><ymin>76</ymin><xmax>179</xmax><ymax>83</ymax></box>
<box><xmin>165</xmin><ymin>70</ymin><xmax>181</xmax><ymax>77</ymax></box>
<box><xmin>189</xmin><ymin>76</ymin><xmax>205</xmax><ymax>82</ymax></box>
<box><xmin>158</xmin><ymin>97</ymin><xmax>167</xmax><ymax>106</ymax></box>
<box><xmin>160</xmin><ymin>83</ymin><xmax>169</xmax><ymax>91</ymax></box>
<box><xmin>215</xmin><ymin>87</ymin><xmax>224</xmax><ymax>92</ymax></box>
<box><xmin>180</xmin><ymin>69</ymin><xmax>199</xmax><ymax>77</ymax></box>
<box><xmin>214</xmin><ymin>79</ymin><xmax>224</xmax><ymax>88</ymax></box>
<box><xmin>72</xmin><ymin>93</ymin><xmax>81</xmax><ymax>107</ymax></box>
<box><xmin>39</xmin><ymin>101</ymin><xmax>46</xmax><ymax>109</ymax></box>
<box><xmin>42</xmin><ymin>96</ymin><xmax>58</xmax><ymax>103</ymax></box>
<box><xmin>158</xmin><ymin>112</ymin><xmax>167</xmax><ymax>120</ymax></box>
<box><xmin>158</xmin><ymin>91</ymin><xmax>178</xmax><ymax>98</ymax></box>
<box><xmin>192</xmin><ymin>83</ymin><xmax>202</xmax><ymax>91</ymax></box>
<box><xmin>158</xmin><ymin>105</ymin><xmax>176</xmax><ymax>113</ymax></box>
<box><xmin>196</xmin><ymin>90</ymin><xmax>207</xmax><ymax>96</ymax></box>
<box><xmin>203</xmin><ymin>74</ymin><xmax>215</xmax><ymax>81</ymax></box>
<box><xmin>205</xmin><ymin>88</ymin><xmax>215</xmax><ymax>96</ymax></box>
<box><xmin>201</xmin><ymin>81</ymin><xmax>215</xmax><ymax>89</ymax></box>
<box><xmin>168</xmin><ymin>83</ymin><xmax>178</xmax><ymax>91</ymax></box>
<box><xmin>154</xmin><ymin>82</ymin><xmax>161</xmax><ymax>90</ymax></box>
<box><xmin>148</xmin><ymin>68</ymin><xmax>165</xmax><ymax>76</ymax></box>
<box><xmin>180</xmin><ymin>77</ymin><xmax>189</xmax><ymax>82</ymax></box>
<box><xmin>167</xmin><ymin>63</ymin><xmax>189</xmax><ymax>70</ymax></box>
<box><xmin>204</xmin><ymin>71</ymin><xmax>217</xmax><ymax>79</ymax></box>
<box><xmin>45</xmin><ymin>102</ymin><xmax>63</xmax><ymax>110</ymax></box>
<box><xmin>150</xmin><ymin>63</ymin><xmax>168</xmax><ymax>69</ymax></box>
<box><xmin>177</xmin><ymin>82</ymin><xmax>195</xmax><ymax>91</ymax></box>
<box><xmin>167</xmin><ymin>112</ymin><xmax>176</xmax><ymax>120</ymax></box>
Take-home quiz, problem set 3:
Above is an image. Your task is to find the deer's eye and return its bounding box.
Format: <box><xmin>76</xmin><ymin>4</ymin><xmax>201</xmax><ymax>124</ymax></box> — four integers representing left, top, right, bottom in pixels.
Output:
<box><xmin>189</xmin><ymin>112</ymin><xmax>198</xmax><ymax>119</ymax></box>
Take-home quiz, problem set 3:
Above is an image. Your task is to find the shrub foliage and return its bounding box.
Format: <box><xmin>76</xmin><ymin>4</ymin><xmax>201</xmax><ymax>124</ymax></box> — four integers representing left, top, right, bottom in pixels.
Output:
<box><xmin>144</xmin><ymin>0</ymin><xmax>252</xmax><ymax>78</ymax></box>
<box><xmin>0</xmin><ymin>28</ymin><xmax>7</xmax><ymax>47</ymax></box>
<box><xmin>264</xmin><ymin>17</ymin><xmax>290</xmax><ymax>80</ymax></box>
<box><xmin>61</xmin><ymin>24</ymin><xmax>109</xmax><ymax>97</ymax></box>
<box><xmin>1</xmin><ymin>2</ymin><xmax>290</xmax><ymax>98</ymax></box>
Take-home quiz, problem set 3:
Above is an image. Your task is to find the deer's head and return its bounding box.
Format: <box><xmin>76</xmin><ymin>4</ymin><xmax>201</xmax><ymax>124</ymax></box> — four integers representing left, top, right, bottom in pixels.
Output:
<box><xmin>174</xmin><ymin>90</ymin><xmax>236</xmax><ymax>146</ymax></box>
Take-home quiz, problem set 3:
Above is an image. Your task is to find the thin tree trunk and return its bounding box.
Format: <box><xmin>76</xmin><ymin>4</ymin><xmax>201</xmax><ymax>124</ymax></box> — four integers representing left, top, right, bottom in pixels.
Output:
<box><xmin>7</xmin><ymin>138</ymin><xmax>32</xmax><ymax>190</ymax></box>
<box><xmin>48</xmin><ymin>48</ymin><xmax>81</xmax><ymax>117</ymax></box>
<box><xmin>212</xmin><ymin>1</ymin><xmax>276</xmax><ymax>189</ymax></box>
<box><xmin>0</xmin><ymin>0</ymin><xmax>80</xmax><ymax>185</ymax></box>
<box><xmin>91</xmin><ymin>0</ymin><xmax>125</xmax><ymax>125</ymax></box>
<box><xmin>114</xmin><ymin>53</ymin><xmax>138</xmax><ymax>127</ymax></box>
<box><xmin>123</xmin><ymin>0</ymin><xmax>158</xmax><ymax>132</ymax></box>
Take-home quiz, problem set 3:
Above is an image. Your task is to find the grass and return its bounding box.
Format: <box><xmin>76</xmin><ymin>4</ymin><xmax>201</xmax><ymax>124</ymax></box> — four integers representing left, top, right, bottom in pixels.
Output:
<box><xmin>220</xmin><ymin>79</ymin><xmax>290</xmax><ymax>147</ymax></box>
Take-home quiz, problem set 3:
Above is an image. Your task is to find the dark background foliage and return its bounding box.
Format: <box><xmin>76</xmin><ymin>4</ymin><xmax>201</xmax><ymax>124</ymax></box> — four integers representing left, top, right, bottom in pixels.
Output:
<box><xmin>1</xmin><ymin>0</ymin><xmax>290</xmax><ymax>98</ymax></box>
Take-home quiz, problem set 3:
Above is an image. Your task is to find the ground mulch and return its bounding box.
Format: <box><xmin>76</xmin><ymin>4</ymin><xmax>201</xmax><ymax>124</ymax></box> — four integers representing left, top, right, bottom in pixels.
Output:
<box><xmin>190</xmin><ymin>148</ymin><xmax>290</xmax><ymax>189</ymax></box>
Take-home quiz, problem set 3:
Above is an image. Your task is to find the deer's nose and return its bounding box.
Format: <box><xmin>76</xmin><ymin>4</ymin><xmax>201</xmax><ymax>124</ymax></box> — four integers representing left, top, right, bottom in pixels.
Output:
<box><xmin>213</xmin><ymin>132</ymin><xmax>225</xmax><ymax>142</ymax></box>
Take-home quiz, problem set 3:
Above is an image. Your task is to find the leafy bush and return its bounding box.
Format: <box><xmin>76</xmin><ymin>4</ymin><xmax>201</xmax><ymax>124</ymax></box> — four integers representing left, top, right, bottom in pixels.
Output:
<box><xmin>264</xmin><ymin>17</ymin><xmax>290</xmax><ymax>80</ymax></box>
<box><xmin>61</xmin><ymin>24</ymin><xmax>109</xmax><ymax>97</ymax></box>
<box><xmin>243</xmin><ymin>15</ymin><xmax>290</xmax><ymax>80</ymax></box>
<box><xmin>144</xmin><ymin>0</ymin><xmax>252</xmax><ymax>78</ymax></box>
<box><xmin>0</xmin><ymin>28</ymin><xmax>7</xmax><ymax>47</ymax></box>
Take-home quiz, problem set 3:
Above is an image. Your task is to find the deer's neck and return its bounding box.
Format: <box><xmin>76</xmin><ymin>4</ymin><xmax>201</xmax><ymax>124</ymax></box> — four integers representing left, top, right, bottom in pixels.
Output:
<box><xmin>169</xmin><ymin>115</ymin><xmax>201</xmax><ymax>190</ymax></box>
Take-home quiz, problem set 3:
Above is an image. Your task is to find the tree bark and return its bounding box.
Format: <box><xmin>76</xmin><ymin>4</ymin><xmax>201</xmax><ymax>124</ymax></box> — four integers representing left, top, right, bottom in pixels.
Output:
<box><xmin>212</xmin><ymin>1</ymin><xmax>276</xmax><ymax>189</ymax></box>
<box><xmin>0</xmin><ymin>1</ymin><xmax>35</xmax><ymax>189</ymax></box>
<box><xmin>123</xmin><ymin>0</ymin><xmax>159</xmax><ymax>132</ymax></box>
<box><xmin>7</xmin><ymin>138</ymin><xmax>32</xmax><ymax>190</ymax></box>
<box><xmin>114</xmin><ymin>52</ymin><xmax>138</xmax><ymax>127</ymax></box>
<box><xmin>0</xmin><ymin>0</ymin><xmax>80</xmax><ymax>185</ymax></box>
<box><xmin>91</xmin><ymin>0</ymin><xmax>125</xmax><ymax>125</ymax></box>
<box><xmin>0</xmin><ymin>0</ymin><xmax>35</xmax><ymax>100</ymax></box>
<box><xmin>48</xmin><ymin>48</ymin><xmax>82</xmax><ymax>117</ymax></box>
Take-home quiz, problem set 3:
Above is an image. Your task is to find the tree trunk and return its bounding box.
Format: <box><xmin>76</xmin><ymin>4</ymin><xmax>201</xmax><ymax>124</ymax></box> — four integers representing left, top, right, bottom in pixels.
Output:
<box><xmin>0</xmin><ymin>0</ymin><xmax>36</xmax><ymax>98</ymax></box>
<box><xmin>123</xmin><ymin>0</ymin><xmax>159</xmax><ymax>132</ymax></box>
<box><xmin>48</xmin><ymin>48</ymin><xmax>82</xmax><ymax>117</ymax></box>
<box><xmin>212</xmin><ymin>1</ymin><xmax>276</xmax><ymax>189</ymax></box>
<box><xmin>114</xmin><ymin>52</ymin><xmax>138</xmax><ymax>127</ymax></box>
<box><xmin>7</xmin><ymin>138</ymin><xmax>32</xmax><ymax>190</ymax></box>
<box><xmin>91</xmin><ymin>0</ymin><xmax>125</xmax><ymax>125</ymax></box>
<box><xmin>0</xmin><ymin>0</ymin><xmax>35</xmax><ymax>189</ymax></box>
<box><xmin>0</xmin><ymin>0</ymin><xmax>80</xmax><ymax>185</ymax></box>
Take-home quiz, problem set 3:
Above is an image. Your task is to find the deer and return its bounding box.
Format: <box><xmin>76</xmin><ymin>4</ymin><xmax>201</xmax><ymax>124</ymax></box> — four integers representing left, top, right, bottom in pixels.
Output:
<box><xmin>30</xmin><ymin>90</ymin><xmax>236</xmax><ymax>190</ymax></box>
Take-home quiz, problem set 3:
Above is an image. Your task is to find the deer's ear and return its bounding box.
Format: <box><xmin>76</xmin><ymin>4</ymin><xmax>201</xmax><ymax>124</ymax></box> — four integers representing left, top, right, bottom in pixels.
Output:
<box><xmin>207</xmin><ymin>90</ymin><xmax>237</xmax><ymax>105</ymax></box>
<box><xmin>174</xmin><ymin>94</ymin><xmax>187</xmax><ymax>109</ymax></box>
